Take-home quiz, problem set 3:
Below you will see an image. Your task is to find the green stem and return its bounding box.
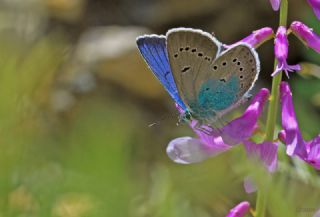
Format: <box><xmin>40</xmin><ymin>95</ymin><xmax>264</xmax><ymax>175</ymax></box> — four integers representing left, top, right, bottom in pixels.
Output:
<box><xmin>265</xmin><ymin>0</ymin><xmax>288</xmax><ymax>141</ymax></box>
<box><xmin>256</xmin><ymin>1</ymin><xmax>288</xmax><ymax>217</ymax></box>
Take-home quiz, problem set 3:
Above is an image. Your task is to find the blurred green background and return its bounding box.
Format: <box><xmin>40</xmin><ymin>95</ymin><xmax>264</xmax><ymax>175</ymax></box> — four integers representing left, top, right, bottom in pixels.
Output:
<box><xmin>0</xmin><ymin>0</ymin><xmax>319</xmax><ymax>216</ymax></box>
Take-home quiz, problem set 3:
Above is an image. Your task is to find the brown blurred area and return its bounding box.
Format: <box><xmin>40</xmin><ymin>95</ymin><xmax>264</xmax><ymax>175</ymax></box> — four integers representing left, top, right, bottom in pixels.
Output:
<box><xmin>0</xmin><ymin>1</ymin><xmax>319</xmax><ymax>216</ymax></box>
<box><xmin>39</xmin><ymin>0</ymin><xmax>315</xmax><ymax>113</ymax></box>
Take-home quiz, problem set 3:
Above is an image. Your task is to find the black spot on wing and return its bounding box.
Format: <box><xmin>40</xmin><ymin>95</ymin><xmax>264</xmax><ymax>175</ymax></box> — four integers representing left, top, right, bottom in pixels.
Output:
<box><xmin>181</xmin><ymin>66</ymin><xmax>191</xmax><ymax>73</ymax></box>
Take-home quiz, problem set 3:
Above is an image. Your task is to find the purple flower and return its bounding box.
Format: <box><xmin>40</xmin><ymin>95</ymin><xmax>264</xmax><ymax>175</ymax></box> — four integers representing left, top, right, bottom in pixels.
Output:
<box><xmin>279</xmin><ymin>82</ymin><xmax>320</xmax><ymax>169</ymax></box>
<box><xmin>227</xmin><ymin>27</ymin><xmax>274</xmax><ymax>48</ymax></box>
<box><xmin>167</xmin><ymin>88</ymin><xmax>279</xmax><ymax>172</ymax></box>
<box><xmin>226</xmin><ymin>201</ymin><xmax>250</xmax><ymax>217</ymax></box>
<box><xmin>290</xmin><ymin>21</ymin><xmax>320</xmax><ymax>53</ymax></box>
<box><xmin>272</xmin><ymin>26</ymin><xmax>301</xmax><ymax>78</ymax></box>
<box><xmin>269</xmin><ymin>0</ymin><xmax>281</xmax><ymax>11</ymax></box>
<box><xmin>307</xmin><ymin>0</ymin><xmax>320</xmax><ymax>20</ymax></box>
<box><xmin>244</xmin><ymin>141</ymin><xmax>278</xmax><ymax>172</ymax></box>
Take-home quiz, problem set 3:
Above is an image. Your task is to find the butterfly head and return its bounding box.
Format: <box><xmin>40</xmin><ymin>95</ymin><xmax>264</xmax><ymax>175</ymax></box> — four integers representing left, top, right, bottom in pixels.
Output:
<box><xmin>178</xmin><ymin>110</ymin><xmax>193</xmax><ymax>124</ymax></box>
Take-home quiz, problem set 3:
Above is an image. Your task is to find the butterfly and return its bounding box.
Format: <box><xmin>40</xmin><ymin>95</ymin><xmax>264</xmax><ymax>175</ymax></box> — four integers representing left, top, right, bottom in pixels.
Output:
<box><xmin>136</xmin><ymin>28</ymin><xmax>260</xmax><ymax>129</ymax></box>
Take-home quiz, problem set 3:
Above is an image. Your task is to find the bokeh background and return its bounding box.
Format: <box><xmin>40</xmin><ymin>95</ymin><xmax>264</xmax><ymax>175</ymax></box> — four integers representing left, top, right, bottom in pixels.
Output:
<box><xmin>0</xmin><ymin>0</ymin><xmax>319</xmax><ymax>216</ymax></box>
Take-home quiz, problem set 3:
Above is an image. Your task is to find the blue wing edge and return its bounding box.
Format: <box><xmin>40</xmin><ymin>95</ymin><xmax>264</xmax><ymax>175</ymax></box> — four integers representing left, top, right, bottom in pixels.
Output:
<box><xmin>136</xmin><ymin>34</ymin><xmax>187</xmax><ymax>111</ymax></box>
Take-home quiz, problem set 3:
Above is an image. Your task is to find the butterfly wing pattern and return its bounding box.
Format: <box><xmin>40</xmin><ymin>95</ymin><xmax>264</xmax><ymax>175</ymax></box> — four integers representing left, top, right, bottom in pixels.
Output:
<box><xmin>201</xmin><ymin>43</ymin><xmax>260</xmax><ymax>117</ymax></box>
<box><xmin>136</xmin><ymin>35</ymin><xmax>187</xmax><ymax>110</ymax></box>
<box><xmin>136</xmin><ymin>28</ymin><xmax>260</xmax><ymax>124</ymax></box>
<box><xmin>166</xmin><ymin>28</ymin><xmax>222</xmax><ymax>111</ymax></box>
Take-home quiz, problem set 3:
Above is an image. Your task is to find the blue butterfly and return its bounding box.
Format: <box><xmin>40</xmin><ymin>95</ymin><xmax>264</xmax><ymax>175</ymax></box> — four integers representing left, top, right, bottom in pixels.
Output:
<box><xmin>136</xmin><ymin>28</ymin><xmax>260</xmax><ymax>127</ymax></box>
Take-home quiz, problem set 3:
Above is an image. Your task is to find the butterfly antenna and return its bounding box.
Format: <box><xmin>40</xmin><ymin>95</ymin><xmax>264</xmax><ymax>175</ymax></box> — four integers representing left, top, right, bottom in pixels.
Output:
<box><xmin>148</xmin><ymin>112</ymin><xmax>178</xmax><ymax>128</ymax></box>
<box><xmin>148</xmin><ymin>122</ymin><xmax>160</xmax><ymax>127</ymax></box>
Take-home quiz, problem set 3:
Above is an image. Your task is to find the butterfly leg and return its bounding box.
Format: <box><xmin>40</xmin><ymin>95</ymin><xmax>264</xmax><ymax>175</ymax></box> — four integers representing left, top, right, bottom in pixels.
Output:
<box><xmin>194</xmin><ymin>121</ymin><xmax>217</xmax><ymax>135</ymax></box>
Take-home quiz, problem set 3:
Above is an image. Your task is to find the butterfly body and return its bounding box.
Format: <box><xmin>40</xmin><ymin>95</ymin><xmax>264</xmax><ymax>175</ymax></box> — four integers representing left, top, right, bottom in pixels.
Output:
<box><xmin>136</xmin><ymin>28</ymin><xmax>260</xmax><ymax>126</ymax></box>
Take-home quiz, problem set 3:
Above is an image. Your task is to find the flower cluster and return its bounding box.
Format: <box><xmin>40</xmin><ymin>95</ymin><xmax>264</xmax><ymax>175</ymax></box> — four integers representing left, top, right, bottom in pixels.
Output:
<box><xmin>266</xmin><ymin>1</ymin><xmax>320</xmax><ymax>77</ymax></box>
<box><xmin>232</xmin><ymin>22</ymin><xmax>319</xmax><ymax>78</ymax></box>
<box><xmin>279</xmin><ymin>82</ymin><xmax>320</xmax><ymax>169</ymax></box>
<box><xmin>167</xmin><ymin>82</ymin><xmax>320</xmax><ymax>170</ymax></box>
<box><xmin>167</xmin><ymin>88</ymin><xmax>279</xmax><ymax>172</ymax></box>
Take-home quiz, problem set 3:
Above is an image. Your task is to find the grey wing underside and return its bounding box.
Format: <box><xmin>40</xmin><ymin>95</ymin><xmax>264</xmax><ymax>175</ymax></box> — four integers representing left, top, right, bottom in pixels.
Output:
<box><xmin>197</xmin><ymin>43</ymin><xmax>260</xmax><ymax>119</ymax></box>
<box><xmin>205</xmin><ymin>43</ymin><xmax>261</xmax><ymax>121</ymax></box>
<box><xmin>207</xmin><ymin>43</ymin><xmax>260</xmax><ymax>108</ymax></box>
<box><xmin>166</xmin><ymin>28</ymin><xmax>222</xmax><ymax>109</ymax></box>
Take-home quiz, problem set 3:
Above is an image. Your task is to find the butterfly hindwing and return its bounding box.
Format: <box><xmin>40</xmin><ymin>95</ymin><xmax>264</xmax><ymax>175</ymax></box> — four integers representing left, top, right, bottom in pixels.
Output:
<box><xmin>166</xmin><ymin>28</ymin><xmax>221</xmax><ymax>110</ymax></box>
<box><xmin>210</xmin><ymin>44</ymin><xmax>259</xmax><ymax>97</ymax></box>
<box><xmin>202</xmin><ymin>43</ymin><xmax>260</xmax><ymax>112</ymax></box>
<box><xmin>136</xmin><ymin>35</ymin><xmax>187</xmax><ymax>110</ymax></box>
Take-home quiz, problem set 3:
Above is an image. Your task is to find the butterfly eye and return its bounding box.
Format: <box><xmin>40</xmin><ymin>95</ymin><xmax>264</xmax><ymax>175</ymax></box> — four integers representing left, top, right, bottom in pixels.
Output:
<box><xmin>184</xmin><ymin>112</ymin><xmax>192</xmax><ymax>120</ymax></box>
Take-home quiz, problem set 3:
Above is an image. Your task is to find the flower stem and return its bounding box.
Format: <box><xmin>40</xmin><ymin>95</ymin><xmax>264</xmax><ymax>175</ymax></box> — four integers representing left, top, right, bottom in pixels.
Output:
<box><xmin>265</xmin><ymin>0</ymin><xmax>288</xmax><ymax>141</ymax></box>
<box><xmin>256</xmin><ymin>1</ymin><xmax>288</xmax><ymax>217</ymax></box>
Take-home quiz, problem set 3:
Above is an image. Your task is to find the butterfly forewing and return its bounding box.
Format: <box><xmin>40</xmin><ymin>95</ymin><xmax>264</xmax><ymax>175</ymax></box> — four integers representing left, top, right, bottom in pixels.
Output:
<box><xmin>136</xmin><ymin>35</ymin><xmax>187</xmax><ymax>110</ymax></box>
<box><xmin>166</xmin><ymin>28</ymin><xmax>221</xmax><ymax>109</ymax></box>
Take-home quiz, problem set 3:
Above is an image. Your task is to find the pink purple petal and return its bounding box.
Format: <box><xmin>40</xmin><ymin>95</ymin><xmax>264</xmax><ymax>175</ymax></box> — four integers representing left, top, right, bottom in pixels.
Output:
<box><xmin>244</xmin><ymin>141</ymin><xmax>279</xmax><ymax>172</ymax></box>
<box><xmin>305</xmin><ymin>136</ymin><xmax>320</xmax><ymax>169</ymax></box>
<box><xmin>307</xmin><ymin>0</ymin><xmax>320</xmax><ymax>20</ymax></box>
<box><xmin>166</xmin><ymin>136</ymin><xmax>232</xmax><ymax>164</ymax></box>
<box><xmin>221</xmin><ymin>88</ymin><xmax>270</xmax><ymax>145</ymax></box>
<box><xmin>290</xmin><ymin>21</ymin><xmax>320</xmax><ymax>53</ymax></box>
<box><xmin>228</xmin><ymin>27</ymin><xmax>274</xmax><ymax>48</ymax></box>
<box><xmin>269</xmin><ymin>0</ymin><xmax>281</xmax><ymax>11</ymax></box>
<box><xmin>272</xmin><ymin>27</ymin><xmax>301</xmax><ymax>77</ymax></box>
<box><xmin>280</xmin><ymin>82</ymin><xmax>308</xmax><ymax>158</ymax></box>
<box><xmin>274</xmin><ymin>26</ymin><xmax>288</xmax><ymax>60</ymax></box>
<box><xmin>226</xmin><ymin>201</ymin><xmax>250</xmax><ymax>217</ymax></box>
<box><xmin>280</xmin><ymin>82</ymin><xmax>320</xmax><ymax>170</ymax></box>
<box><xmin>271</xmin><ymin>62</ymin><xmax>301</xmax><ymax>78</ymax></box>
